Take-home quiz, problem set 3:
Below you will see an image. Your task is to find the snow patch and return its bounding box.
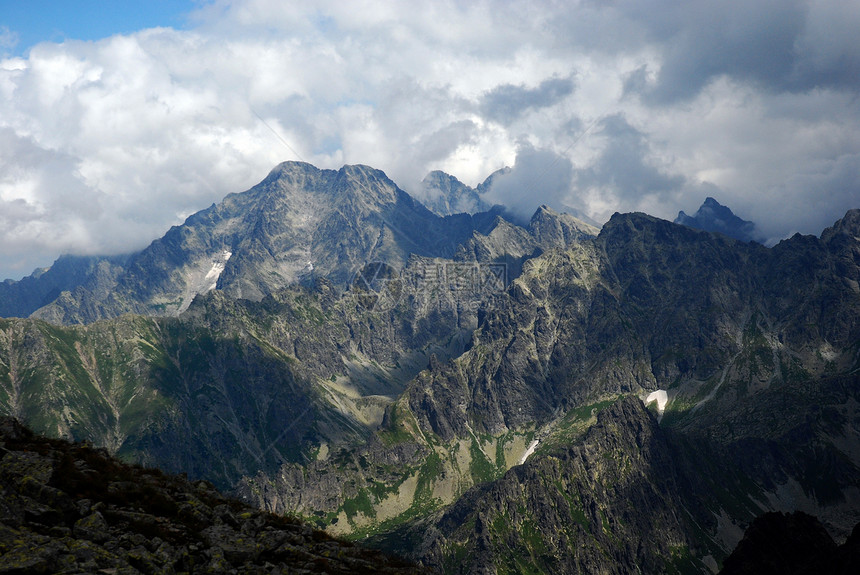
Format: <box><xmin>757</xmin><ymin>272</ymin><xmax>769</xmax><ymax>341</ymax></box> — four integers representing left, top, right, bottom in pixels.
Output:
<box><xmin>644</xmin><ymin>390</ymin><xmax>668</xmax><ymax>414</ymax></box>
<box><xmin>203</xmin><ymin>250</ymin><xmax>232</xmax><ymax>292</ymax></box>
<box><xmin>175</xmin><ymin>250</ymin><xmax>234</xmax><ymax>314</ymax></box>
<box><xmin>518</xmin><ymin>439</ymin><xmax>539</xmax><ymax>465</ymax></box>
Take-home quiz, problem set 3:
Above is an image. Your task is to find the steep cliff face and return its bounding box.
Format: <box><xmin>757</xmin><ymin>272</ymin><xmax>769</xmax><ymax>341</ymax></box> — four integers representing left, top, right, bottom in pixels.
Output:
<box><xmin>390</xmin><ymin>385</ymin><xmax>860</xmax><ymax>573</ymax></box>
<box><xmin>420</xmin><ymin>170</ymin><xmax>492</xmax><ymax>216</ymax></box>
<box><xmin>454</xmin><ymin>205</ymin><xmax>600</xmax><ymax>280</ymax></box>
<box><xmin>408</xmin><ymin>398</ymin><xmax>725</xmax><ymax>574</ymax></box>
<box><xmin>404</xmin><ymin>210</ymin><xmax>860</xmax><ymax>443</ymax></box>
<box><xmin>404</xmin><ymin>212</ymin><xmax>748</xmax><ymax>440</ymax></box>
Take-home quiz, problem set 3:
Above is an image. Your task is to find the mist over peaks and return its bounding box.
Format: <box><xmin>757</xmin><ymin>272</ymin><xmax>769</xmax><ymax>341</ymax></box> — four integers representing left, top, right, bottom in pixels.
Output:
<box><xmin>479</xmin><ymin>144</ymin><xmax>577</xmax><ymax>224</ymax></box>
<box><xmin>675</xmin><ymin>197</ymin><xmax>764</xmax><ymax>243</ymax></box>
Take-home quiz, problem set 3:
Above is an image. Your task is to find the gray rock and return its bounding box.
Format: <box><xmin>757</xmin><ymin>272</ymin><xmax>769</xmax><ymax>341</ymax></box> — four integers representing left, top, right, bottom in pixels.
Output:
<box><xmin>73</xmin><ymin>511</ymin><xmax>110</xmax><ymax>543</ymax></box>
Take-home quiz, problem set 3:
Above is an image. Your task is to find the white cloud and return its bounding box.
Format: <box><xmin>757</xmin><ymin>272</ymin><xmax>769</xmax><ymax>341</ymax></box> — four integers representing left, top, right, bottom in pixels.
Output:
<box><xmin>482</xmin><ymin>143</ymin><xmax>574</xmax><ymax>222</ymax></box>
<box><xmin>0</xmin><ymin>0</ymin><xmax>858</xmax><ymax>280</ymax></box>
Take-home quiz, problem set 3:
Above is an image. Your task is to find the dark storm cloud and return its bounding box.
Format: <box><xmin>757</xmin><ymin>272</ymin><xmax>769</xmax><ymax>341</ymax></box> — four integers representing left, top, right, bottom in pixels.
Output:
<box><xmin>756</xmin><ymin>150</ymin><xmax>860</xmax><ymax>243</ymax></box>
<box><xmin>574</xmin><ymin>114</ymin><xmax>685</xmax><ymax>203</ymax></box>
<box><xmin>481</xmin><ymin>76</ymin><xmax>576</xmax><ymax>125</ymax></box>
<box><xmin>638</xmin><ymin>0</ymin><xmax>803</xmax><ymax>103</ymax></box>
<box><xmin>616</xmin><ymin>0</ymin><xmax>860</xmax><ymax>104</ymax></box>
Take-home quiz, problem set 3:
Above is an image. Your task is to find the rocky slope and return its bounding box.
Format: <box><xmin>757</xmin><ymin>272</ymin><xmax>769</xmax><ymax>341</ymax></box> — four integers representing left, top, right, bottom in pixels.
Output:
<box><xmin>454</xmin><ymin>205</ymin><xmax>599</xmax><ymax>280</ymax></box>
<box><xmin>0</xmin><ymin>270</ymin><xmax>477</xmax><ymax>490</ymax></box>
<box><xmin>153</xmin><ymin>196</ymin><xmax>860</xmax><ymax>573</ymax></box>
<box><xmin>404</xmin><ymin>398</ymin><xmax>732</xmax><ymax>574</ymax></box>
<box><xmin>0</xmin><ymin>254</ymin><xmax>129</xmax><ymax>319</ymax></box>
<box><xmin>1</xmin><ymin>229</ymin><xmax>582</xmax><ymax>493</ymax></box>
<box><xmin>236</xmin><ymin>209</ymin><xmax>860</xmax><ymax>573</ymax></box>
<box><xmin>0</xmin><ymin>418</ymin><xmax>427</xmax><ymax>574</ymax></box>
<box><xmin>402</xmin><ymin>209</ymin><xmax>860</xmax><ymax>445</ymax></box>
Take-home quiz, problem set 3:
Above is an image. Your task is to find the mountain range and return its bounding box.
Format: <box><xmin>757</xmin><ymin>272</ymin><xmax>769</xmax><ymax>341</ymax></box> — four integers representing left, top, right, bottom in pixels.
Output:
<box><xmin>1</xmin><ymin>161</ymin><xmax>859</xmax><ymax>574</ymax></box>
<box><xmin>1</xmin><ymin>162</ymin><xmax>597</xmax><ymax>324</ymax></box>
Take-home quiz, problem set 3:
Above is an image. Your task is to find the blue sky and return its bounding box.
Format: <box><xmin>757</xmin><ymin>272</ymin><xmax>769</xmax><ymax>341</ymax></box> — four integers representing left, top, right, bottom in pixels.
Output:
<box><xmin>1</xmin><ymin>0</ymin><xmax>859</xmax><ymax>281</ymax></box>
<box><xmin>1</xmin><ymin>0</ymin><xmax>196</xmax><ymax>55</ymax></box>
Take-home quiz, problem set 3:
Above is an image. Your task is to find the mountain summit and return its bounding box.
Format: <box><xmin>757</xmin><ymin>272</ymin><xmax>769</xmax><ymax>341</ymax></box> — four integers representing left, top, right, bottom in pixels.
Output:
<box><xmin>419</xmin><ymin>170</ymin><xmax>492</xmax><ymax>216</ymax></box>
<box><xmin>675</xmin><ymin>197</ymin><xmax>762</xmax><ymax>242</ymax></box>
<box><xmin>2</xmin><ymin>162</ymin><xmax>597</xmax><ymax>324</ymax></box>
<box><xmin>22</xmin><ymin>164</ymin><xmax>493</xmax><ymax>323</ymax></box>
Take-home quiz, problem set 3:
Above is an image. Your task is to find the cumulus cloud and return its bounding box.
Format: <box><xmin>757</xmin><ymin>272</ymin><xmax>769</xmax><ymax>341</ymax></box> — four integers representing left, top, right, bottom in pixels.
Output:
<box><xmin>611</xmin><ymin>0</ymin><xmax>860</xmax><ymax>102</ymax></box>
<box><xmin>0</xmin><ymin>0</ymin><xmax>858</xmax><ymax>280</ymax></box>
<box><xmin>0</xmin><ymin>127</ymin><xmax>103</xmax><ymax>276</ymax></box>
<box><xmin>572</xmin><ymin>114</ymin><xmax>686</xmax><ymax>221</ymax></box>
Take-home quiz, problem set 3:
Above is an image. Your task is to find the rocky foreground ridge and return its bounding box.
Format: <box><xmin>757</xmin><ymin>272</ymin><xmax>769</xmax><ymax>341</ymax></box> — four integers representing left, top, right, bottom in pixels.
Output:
<box><xmin>0</xmin><ymin>418</ymin><xmax>427</xmax><ymax>574</ymax></box>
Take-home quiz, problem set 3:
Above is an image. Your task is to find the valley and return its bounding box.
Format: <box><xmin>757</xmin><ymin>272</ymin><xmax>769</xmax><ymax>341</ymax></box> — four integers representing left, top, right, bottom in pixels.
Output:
<box><xmin>1</xmin><ymin>162</ymin><xmax>859</xmax><ymax>573</ymax></box>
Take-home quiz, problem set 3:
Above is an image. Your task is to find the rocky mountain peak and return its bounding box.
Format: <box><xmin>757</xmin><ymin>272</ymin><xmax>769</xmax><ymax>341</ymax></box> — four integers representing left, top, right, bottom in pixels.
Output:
<box><xmin>531</xmin><ymin>204</ymin><xmax>553</xmax><ymax>218</ymax></box>
<box><xmin>528</xmin><ymin>204</ymin><xmax>600</xmax><ymax>245</ymax></box>
<box><xmin>601</xmin><ymin>211</ymin><xmax>672</xmax><ymax>240</ymax></box>
<box><xmin>675</xmin><ymin>196</ymin><xmax>762</xmax><ymax>242</ymax></box>
<box><xmin>419</xmin><ymin>170</ymin><xmax>491</xmax><ymax>216</ymax></box>
<box><xmin>821</xmin><ymin>208</ymin><xmax>860</xmax><ymax>243</ymax></box>
<box><xmin>254</xmin><ymin>162</ymin><xmax>399</xmax><ymax>210</ymax></box>
<box><xmin>475</xmin><ymin>166</ymin><xmax>511</xmax><ymax>195</ymax></box>
<box><xmin>260</xmin><ymin>160</ymin><xmax>323</xmax><ymax>185</ymax></box>
<box><xmin>422</xmin><ymin>170</ymin><xmax>461</xmax><ymax>188</ymax></box>
<box><xmin>24</xmin><ymin>162</ymin><xmax>559</xmax><ymax>323</ymax></box>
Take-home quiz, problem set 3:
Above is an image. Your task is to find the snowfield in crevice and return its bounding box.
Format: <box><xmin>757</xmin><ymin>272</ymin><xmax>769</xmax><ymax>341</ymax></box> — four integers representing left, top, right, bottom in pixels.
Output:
<box><xmin>204</xmin><ymin>250</ymin><xmax>232</xmax><ymax>292</ymax></box>
<box><xmin>518</xmin><ymin>439</ymin><xmax>539</xmax><ymax>465</ymax></box>
<box><xmin>644</xmin><ymin>390</ymin><xmax>668</xmax><ymax>414</ymax></box>
<box><xmin>177</xmin><ymin>250</ymin><xmax>233</xmax><ymax>313</ymax></box>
